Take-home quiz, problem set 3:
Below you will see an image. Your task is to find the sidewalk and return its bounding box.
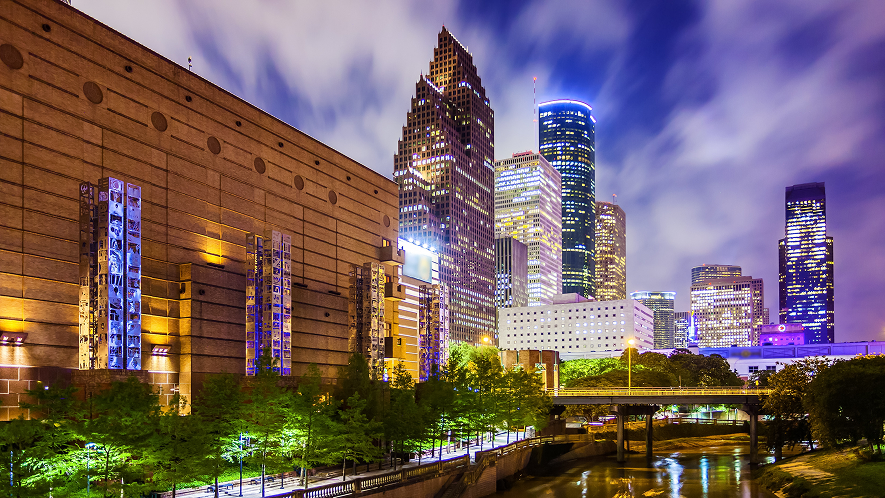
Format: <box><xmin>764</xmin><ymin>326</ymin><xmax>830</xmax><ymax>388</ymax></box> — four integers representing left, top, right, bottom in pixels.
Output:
<box><xmin>189</xmin><ymin>432</ymin><xmax>532</xmax><ymax>498</ymax></box>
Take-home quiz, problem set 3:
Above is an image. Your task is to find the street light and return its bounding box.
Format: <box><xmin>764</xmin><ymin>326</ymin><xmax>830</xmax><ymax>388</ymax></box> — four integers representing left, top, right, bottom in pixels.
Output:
<box><xmin>627</xmin><ymin>339</ymin><xmax>635</xmax><ymax>391</ymax></box>
<box><xmin>85</xmin><ymin>443</ymin><xmax>98</xmax><ymax>498</ymax></box>
<box><xmin>481</xmin><ymin>336</ymin><xmax>490</xmax><ymax>344</ymax></box>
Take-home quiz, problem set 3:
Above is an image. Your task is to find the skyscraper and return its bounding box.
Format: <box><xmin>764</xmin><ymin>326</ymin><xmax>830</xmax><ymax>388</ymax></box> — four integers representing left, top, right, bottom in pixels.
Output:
<box><xmin>494</xmin><ymin>152</ymin><xmax>562</xmax><ymax>306</ymax></box>
<box><xmin>691</xmin><ymin>264</ymin><xmax>742</xmax><ymax>285</ymax></box>
<box><xmin>594</xmin><ymin>201</ymin><xmax>626</xmax><ymax>300</ymax></box>
<box><xmin>674</xmin><ymin>311</ymin><xmax>694</xmax><ymax>348</ymax></box>
<box><xmin>539</xmin><ymin>100</ymin><xmax>596</xmax><ymax>299</ymax></box>
<box><xmin>495</xmin><ymin>237</ymin><xmax>529</xmax><ymax>309</ymax></box>
<box><xmin>394</xmin><ymin>28</ymin><xmax>495</xmax><ymax>344</ymax></box>
<box><xmin>630</xmin><ymin>291</ymin><xmax>675</xmax><ymax>348</ymax></box>
<box><xmin>779</xmin><ymin>183</ymin><xmax>834</xmax><ymax>344</ymax></box>
<box><xmin>690</xmin><ymin>276</ymin><xmax>765</xmax><ymax>347</ymax></box>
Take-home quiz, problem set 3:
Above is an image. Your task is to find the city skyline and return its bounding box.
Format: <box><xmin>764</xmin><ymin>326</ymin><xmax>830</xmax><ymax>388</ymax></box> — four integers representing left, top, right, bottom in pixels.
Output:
<box><xmin>73</xmin><ymin>1</ymin><xmax>885</xmax><ymax>343</ymax></box>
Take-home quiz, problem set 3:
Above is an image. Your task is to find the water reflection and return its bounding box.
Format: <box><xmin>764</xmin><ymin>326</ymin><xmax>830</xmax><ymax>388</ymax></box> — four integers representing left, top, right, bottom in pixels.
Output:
<box><xmin>496</xmin><ymin>445</ymin><xmax>776</xmax><ymax>498</ymax></box>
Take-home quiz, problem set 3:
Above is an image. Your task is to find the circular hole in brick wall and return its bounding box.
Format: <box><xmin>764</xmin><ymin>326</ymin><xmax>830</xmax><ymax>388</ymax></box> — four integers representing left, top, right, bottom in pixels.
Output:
<box><xmin>314</xmin><ymin>160</ymin><xmax>320</xmax><ymax>166</ymax></box>
<box><xmin>83</xmin><ymin>82</ymin><xmax>103</xmax><ymax>104</ymax></box>
<box><xmin>254</xmin><ymin>157</ymin><xmax>266</xmax><ymax>174</ymax></box>
<box><xmin>0</xmin><ymin>44</ymin><xmax>24</xmax><ymax>70</ymax></box>
<box><xmin>42</xmin><ymin>24</ymin><xmax>51</xmax><ymax>33</ymax></box>
<box><xmin>346</xmin><ymin>175</ymin><xmax>351</xmax><ymax>181</ymax></box>
<box><xmin>185</xmin><ymin>95</ymin><xmax>193</xmax><ymax>103</ymax></box>
<box><xmin>293</xmin><ymin>175</ymin><xmax>304</xmax><ymax>190</ymax></box>
<box><xmin>374</xmin><ymin>189</ymin><xmax>379</xmax><ymax>194</ymax></box>
<box><xmin>278</xmin><ymin>142</ymin><xmax>284</xmax><ymax>148</ymax></box>
<box><xmin>235</xmin><ymin>120</ymin><xmax>242</xmax><ymax>127</ymax></box>
<box><xmin>125</xmin><ymin>65</ymin><xmax>133</xmax><ymax>73</ymax></box>
<box><xmin>151</xmin><ymin>112</ymin><xmax>168</xmax><ymax>132</ymax></box>
<box><xmin>383</xmin><ymin>215</ymin><xmax>390</xmax><ymax>227</ymax></box>
<box><xmin>328</xmin><ymin>190</ymin><xmax>338</xmax><ymax>205</ymax></box>
<box><xmin>207</xmin><ymin>136</ymin><xmax>221</xmax><ymax>154</ymax></box>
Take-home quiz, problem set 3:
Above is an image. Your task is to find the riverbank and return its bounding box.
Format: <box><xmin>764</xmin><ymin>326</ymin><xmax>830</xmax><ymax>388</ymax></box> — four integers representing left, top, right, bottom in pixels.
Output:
<box><xmin>756</xmin><ymin>447</ymin><xmax>885</xmax><ymax>497</ymax></box>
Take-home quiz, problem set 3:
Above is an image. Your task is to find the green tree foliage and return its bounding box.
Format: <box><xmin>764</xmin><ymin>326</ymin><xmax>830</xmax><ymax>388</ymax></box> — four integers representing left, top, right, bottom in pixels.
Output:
<box><xmin>243</xmin><ymin>355</ymin><xmax>289</xmax><ymax>498</ymax></box>
<box><xmin>806</xmin><ymin>355</ymin><xmax>885</xmax><ymax>451</ymax></box>
<box><xmin>192</xmin><ymin>373</ymin><xmax>244</xmax><ymax>498</ymax></box>
<box><xmin>763</xmin><ymin>357</ymin><xmax>831</xmax><ymax>453</ymax></box>
<box><xmin>148</xmin><ymin>395</ymin><xmax>209</xmax><ymax>498</ymax></box>
<box><xmin>328</xmin><ymin>393</ymin><xmax>381</xmax><ymax>481</ymax></box>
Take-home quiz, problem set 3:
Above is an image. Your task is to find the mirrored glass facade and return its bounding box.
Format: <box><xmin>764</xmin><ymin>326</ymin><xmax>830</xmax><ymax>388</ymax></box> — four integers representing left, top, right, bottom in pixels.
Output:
<box><xmin>594</xmin><ymin>201</ymin><xmax>626</xmax><ymax>301</ymax></box>
<box><xmin>630</xmin><ymin>291</ymin><xmax>676</xmax><ymax>349</ymax></box>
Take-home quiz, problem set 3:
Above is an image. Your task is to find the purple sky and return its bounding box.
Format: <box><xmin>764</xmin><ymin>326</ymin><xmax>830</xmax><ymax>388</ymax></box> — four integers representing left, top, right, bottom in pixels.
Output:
<box><xmin>74</xmin><ymin>0</ymin><xmax>885</xmax><ymax>343</ymax></box>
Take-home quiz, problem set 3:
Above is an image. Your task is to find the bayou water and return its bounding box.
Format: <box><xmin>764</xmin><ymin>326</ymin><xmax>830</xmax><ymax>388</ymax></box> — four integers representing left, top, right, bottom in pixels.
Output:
<box><xmin>496</xmin><ymin>445</ymin><xmax>777</xmax><ymax>497</ymax></box>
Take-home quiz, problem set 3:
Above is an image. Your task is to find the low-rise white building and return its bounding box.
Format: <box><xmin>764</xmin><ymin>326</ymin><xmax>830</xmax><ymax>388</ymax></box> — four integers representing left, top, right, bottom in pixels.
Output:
<box><xmin>497</xmin><ymin>293</ymin><xmax>655</xmax><ymax>353</ymax></box>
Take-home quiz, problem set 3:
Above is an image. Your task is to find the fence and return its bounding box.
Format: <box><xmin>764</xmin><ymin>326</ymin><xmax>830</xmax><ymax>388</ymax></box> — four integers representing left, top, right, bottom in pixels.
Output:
<box><xmin>551</xmin><ymin>387</ymin><xmax>772</xmax><ymax>397</ymax></box>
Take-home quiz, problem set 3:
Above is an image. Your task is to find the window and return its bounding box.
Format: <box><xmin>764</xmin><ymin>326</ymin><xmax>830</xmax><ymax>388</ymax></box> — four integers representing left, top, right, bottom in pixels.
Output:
<box><xmin>766</xmin><ymin>366</ymin><xmax>776</xmax><ymax>371</ymax></box>
<box><xmin>748</xmin><ymin>366</ymin><xmax>759</xmax><ymax>373</ymax></box>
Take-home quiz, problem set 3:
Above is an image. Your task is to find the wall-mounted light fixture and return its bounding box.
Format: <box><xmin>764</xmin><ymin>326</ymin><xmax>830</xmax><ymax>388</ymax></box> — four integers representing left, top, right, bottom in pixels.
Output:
<box><xmin>151</xmin><ymin>344</ymin><xmax>170</xmax><ymax>355</ymax></box>
<box><xmin>0</xmin><ymin>332</ymin><xmax>27</xmax><ymax>345</ymax></box>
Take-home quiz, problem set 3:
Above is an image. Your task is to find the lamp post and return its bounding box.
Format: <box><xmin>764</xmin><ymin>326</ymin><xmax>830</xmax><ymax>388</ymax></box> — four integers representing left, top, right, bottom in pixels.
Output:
<box><xmin>627</xmin><ymin>339</ymin><xmax>635</xmax><ymax>391</ymax></box>
<box><xmin>85</xmin><ymin>443</ymin><xmax>98</xmax><ymax>498</ymax></box>
<box><xmin>239</xmin><ymin>434</ymin><xmax>246</xmax><ymax>497</ymax></box>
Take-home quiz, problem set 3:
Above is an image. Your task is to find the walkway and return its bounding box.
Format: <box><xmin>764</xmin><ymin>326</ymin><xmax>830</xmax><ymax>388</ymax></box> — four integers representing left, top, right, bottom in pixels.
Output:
<box><xmin>174</xmin><ymin>432</ymin><xmax>531</xmax><ymax>498</ymax></box>
<box><xmin>551</xmin><ymin>387</ymin><xmax>771</xmax><ymax>405</ymax></box>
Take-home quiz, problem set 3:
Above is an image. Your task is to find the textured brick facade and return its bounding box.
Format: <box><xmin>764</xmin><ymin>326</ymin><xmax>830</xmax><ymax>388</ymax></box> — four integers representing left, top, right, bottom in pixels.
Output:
<box><xmin>0</xmin><ymin>0</ymin><xmax>399</xmax><ymax>417</ymax></box>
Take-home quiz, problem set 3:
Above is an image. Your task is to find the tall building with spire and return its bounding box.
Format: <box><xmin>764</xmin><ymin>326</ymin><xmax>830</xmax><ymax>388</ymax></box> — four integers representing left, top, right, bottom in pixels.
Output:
<box><xmin>594</xmin><ymin>200</ymin><xmax>626</xmax><ymax>300</ymax></box>
<box><xmin>394</xmin><ymin>28</ymin><xmax>495</xmax><ymax>344</ymax></box>
<box><xmin>539</xmin><ymin>100</ymin><xmax>596</xmax><ymax>299</ymax></box>
<box><xmin>779</xmin><ymin>183</ymin><xmax>834</xmax><ymax>344</ymax></box>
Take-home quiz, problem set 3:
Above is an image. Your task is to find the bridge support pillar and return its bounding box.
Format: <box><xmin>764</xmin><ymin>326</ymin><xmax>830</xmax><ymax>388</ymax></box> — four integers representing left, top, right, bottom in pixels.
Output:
<box><xmin>742</xmin><ymin>404</ymin><xmax>760</xmax><ymax>465</ymax></box>
<box><xmin>645</xmin><ymin>414</ymin><xmax>654</xmax><ymax>459</ymax></box>
<box><xmin>616</xmin><ymin>406</ymin><xmax>625</xmax><ymax>463</ymax></box>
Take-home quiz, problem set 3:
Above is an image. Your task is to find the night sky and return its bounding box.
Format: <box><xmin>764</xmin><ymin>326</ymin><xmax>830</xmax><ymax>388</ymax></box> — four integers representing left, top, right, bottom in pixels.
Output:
<box><xmin>75</xmin><ymin>0</ymin><xmax>885</xmax><ymax>343</ymax></box>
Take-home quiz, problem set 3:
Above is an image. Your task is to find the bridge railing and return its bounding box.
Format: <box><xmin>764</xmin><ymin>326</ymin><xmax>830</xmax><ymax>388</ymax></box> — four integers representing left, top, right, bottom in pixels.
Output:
<box><xmin>549</xmin><ymin>387</ymin><xmax>772</xmax><ymax>397</ymax></box>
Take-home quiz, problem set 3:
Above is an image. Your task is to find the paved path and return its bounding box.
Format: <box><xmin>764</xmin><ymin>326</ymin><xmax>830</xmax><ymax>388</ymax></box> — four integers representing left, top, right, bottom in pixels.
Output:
<box><xmin>189</xmin><ymin>432</ymin><xmax>532</xmax><ymax>498</ymax></box>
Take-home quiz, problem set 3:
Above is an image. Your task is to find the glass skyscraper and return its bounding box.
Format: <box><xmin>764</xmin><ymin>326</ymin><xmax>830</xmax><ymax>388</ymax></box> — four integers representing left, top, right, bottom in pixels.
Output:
<box><xmin>539</xmin><ymin>100</ymin><xmax>596</xmax><ymax>299</ymax></box>
<box><xmin>494</xmin><ymin>237</ymin><xmax>529</xmax><ymax>309</ymax></box>
<box><xmin>494</xmin><ymin>152</ymin><xmax>562</xmax><ymax>306</ymax></box>
<box><xmin>594</xmin><ymin>201</ymin><xmax>626</xmax><ymax>301</ymax></box>
<box><xmin>691</xmin><ymin>264</ymin><xmax>742</xmax><ymax>285</ymax></box>
<box><xmin>779</xmin><ymin>183</ymin><xmax>834</xmax><ymax>344</ymax></box>
<box><xmin>394</xmin><ymin>28</ymin><xmax>495</xmax><ymax>344</ymax></box>
<box><xmin>630</xmin><ymin>291</ymin><xmax>675</xmax><ymax>349</ymax></box>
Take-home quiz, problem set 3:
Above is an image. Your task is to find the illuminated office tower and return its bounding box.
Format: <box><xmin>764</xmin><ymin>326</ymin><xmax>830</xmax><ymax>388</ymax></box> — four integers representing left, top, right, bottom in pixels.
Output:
<box><xmin>246</xmin><ymin>230</ymin><xmax>292</xmax><ymax>376</ymax></box>
<box><xmin>594</xmin><ymin>201</ymin><xmax>626</xmax><ymax>300</ymax></box>
<box><xmin>349</xmin><ymin>262</ymin><xmax>387</xmax><ymax>375</ymax></box>
<box><xmin>78</xmin><ymin>178</ymin><xmax>142</xmax><ymax>371</ymax></box>
<box><xmin>674</xmin><ymin>311</ymin><xmax>694</xmax><ymax>348</ymax></box>
<box><xmin>393</xmin><ymin>27</ymin><xmax>495</xmax><ymax>344</ymax></box>
<box><xmin>494</xmin><ymin>152</ymin><xmax>562</xmax><ymax>306</ymax></box>
<box><xmin>539</xmin><ymin>100</ymin><xmax>596</xmax><ymax>299</ymax></box>
<box><xmin>495</xmin><ymin>237</ymin><xmax>529</xmax><ymax>309</ymax></box>
<box><xmin>690</xmin><ymin>276</ymin><xmax>765</xmax><ymax>347</ymax></box>
<box><xmin>691</xmin><ymin>264</ymin><xmax>742</xmax><ymax>285</ymax></box>
<box><xmin>779</xmin><ymin>183</ymin><xmax>834</xmax><ymax>344</ymax></box>
<box><xmin>630</xmin><ymin>291</ymin><xmax>675</xmax><ymax>349</ymax></box>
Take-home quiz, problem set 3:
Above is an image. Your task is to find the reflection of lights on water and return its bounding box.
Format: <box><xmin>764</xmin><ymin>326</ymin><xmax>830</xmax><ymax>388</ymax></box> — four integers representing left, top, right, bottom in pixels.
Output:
<box><xmin>733</xmin><ymin>446</ymin><xmax>742</xmax><ymax>482</ymax></box>
<box><xmin>581</xmin><ymin>470</ymin><xmax>590</xmax><ymax>498</ymax></box>
<box><xmin>700</xmin><ymin>456</ymin><xmax>709</xmax><ymax>494</ymax></box>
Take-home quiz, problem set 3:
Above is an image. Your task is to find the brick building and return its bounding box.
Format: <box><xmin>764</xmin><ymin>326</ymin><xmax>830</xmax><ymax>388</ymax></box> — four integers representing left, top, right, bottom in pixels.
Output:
<box><xmin>0</xmin><ymin>0</ymin><xmax>400</xmax><ymax>418</ymax></box>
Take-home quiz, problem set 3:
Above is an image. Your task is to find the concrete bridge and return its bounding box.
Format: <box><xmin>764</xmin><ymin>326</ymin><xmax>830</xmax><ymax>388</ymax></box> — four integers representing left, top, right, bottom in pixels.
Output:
<box><xmin>549</xmin><ymin>387</ymin><xmax>771</xmax><ymax>464</ymax></box>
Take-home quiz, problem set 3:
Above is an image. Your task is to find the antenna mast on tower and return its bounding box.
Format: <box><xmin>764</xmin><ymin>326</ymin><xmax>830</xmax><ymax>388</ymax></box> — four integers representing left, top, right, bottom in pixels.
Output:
<box><xmin>533</xmin><ymin>76</ymin><xmax>538</xmax><ymax>151</ymax></box>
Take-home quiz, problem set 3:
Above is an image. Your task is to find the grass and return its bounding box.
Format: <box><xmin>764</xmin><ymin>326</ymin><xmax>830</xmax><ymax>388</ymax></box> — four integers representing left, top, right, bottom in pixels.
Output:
<box><xmin>756</xmin><ymin>446</ymin><xmax>885</xmax><ymax>497</ymax></box>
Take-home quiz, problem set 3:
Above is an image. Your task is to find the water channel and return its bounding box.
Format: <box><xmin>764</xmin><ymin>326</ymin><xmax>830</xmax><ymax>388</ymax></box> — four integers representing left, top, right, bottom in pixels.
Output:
<box><xmin>496</xmin><ymin>444</ymin><xmax>777</xmax><ymax>497</ymax></box>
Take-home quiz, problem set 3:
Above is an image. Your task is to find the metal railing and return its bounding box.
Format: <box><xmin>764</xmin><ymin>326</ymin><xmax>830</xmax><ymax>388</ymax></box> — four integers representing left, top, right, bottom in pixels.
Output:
<box><xmin>550</xmin><ymin>387</ymin><xmax>772</xmax><ymax>397</ymax></box>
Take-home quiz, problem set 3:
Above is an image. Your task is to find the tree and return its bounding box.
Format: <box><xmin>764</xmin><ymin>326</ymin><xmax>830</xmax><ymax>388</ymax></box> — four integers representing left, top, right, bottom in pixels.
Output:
<box><xmin>328</xmin><ymin>393</ymin><xmax>381</xmax><ymax>481</ymax></box>
<box><xmin>192</xmin><ymin>373</ymin><xmax>244</xmax><ymax>498</ymax></box>
<box><xmin>806</xmin><ymin>355</ymin><xmax>885</xmax><ymax>451</ymax></box>
<box><xmin>763</xmin><ymin>357</ymin><xmax>831</xmax><ymax>456</ymax></box>
<box><xmin>243</xmin><ymin>352</ymin><xmax>290</xmax><ymax>498</ymax></box>
<box><xmin>560</xmin><ymin>358</ymin><xmax>621</xmax><ymax>386</ymax></box>
<box><xmin>383</xmin><ymin>363</ymin><xmax>423</xmax><ymax>468</ymax></box>
<box><xmin>148</xmin><ymin>395</ymin><xmax>209</xmax><ymax>498</ymax></box>
<box><xmin>286</xmin><ymin>364</ymin><xmax>335</xmax><ymax>488</ymax></box>
<box><xmin>416</xmin><ymin>368</ymin><xmax>455</xmax><ymax>462</ymax></box>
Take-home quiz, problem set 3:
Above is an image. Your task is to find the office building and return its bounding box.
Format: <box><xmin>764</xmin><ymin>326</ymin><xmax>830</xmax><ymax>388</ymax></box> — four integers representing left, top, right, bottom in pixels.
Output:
<box><xmin>393</xmin><ymin>28</ymin><xmax>495</xmax><ymax>344</ymax></box>
<box><xmin>494</xmin><ymin>152</ymin><xmax>562</xmax><ymax>306</ymax></box>
<box><xmin>691</xmin><ymin>264</ymin><xmax>742</xmax><ymax>285</ymax></box>
<box><xmin>674</xmin><ymin>311</ymin><xmax>693</xmax><ymax>349</ymax></box>
<box><xmin>498</xmin><ymin>294</ymin><xmax>654</xmax><ymax>353</ymax></box>
<box><xmin>594</xmin><ymin>201</ymin><xmax>626</xmax><ymax>300</ymax></box>
<box><xmin>495</xmin><ymin>237</ymin><xmax>529</xmax><ymax>309</ymax></box>
<box><xmin>630</xmin><ymin>291</ymin><xmax>676</xmax><ymax>349</ymax></box>
<box><xmin>691</xmin><ymin>276</ymin><xmax>766</xmax><ymax>347</ymax></box>
<box><xmin>0</xmin><ymin>0</ymin><xmax>400</xmax><ymax>419</ymax></box>
<box><xmin>538</xmin><ymin>100</ymin><xmax>596</xmax><ymax>299</ymax></box>
<box><xmin>779</xmin><ymin>183</ymin><xmax>834</xmax><ymax>343</ymax></box>
<box><xmin>759</xmin><ymin>324</ymin><xmax>806</xmax><ymax>346</ymax></box>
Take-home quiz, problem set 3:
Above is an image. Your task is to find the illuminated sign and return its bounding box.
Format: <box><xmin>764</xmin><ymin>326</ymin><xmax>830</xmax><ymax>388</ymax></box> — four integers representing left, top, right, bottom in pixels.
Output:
<box><xmin>400</xmin><ymin>238</ymin><xmax>435</xmax><ymax>283</ymax></box>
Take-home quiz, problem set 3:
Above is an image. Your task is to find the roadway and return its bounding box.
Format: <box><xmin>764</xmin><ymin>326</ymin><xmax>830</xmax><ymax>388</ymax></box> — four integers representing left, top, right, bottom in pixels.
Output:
<box><xmin>550</xmin><ymin>387</ymin><xmax>771</xmax><ymax>405</ymax></box>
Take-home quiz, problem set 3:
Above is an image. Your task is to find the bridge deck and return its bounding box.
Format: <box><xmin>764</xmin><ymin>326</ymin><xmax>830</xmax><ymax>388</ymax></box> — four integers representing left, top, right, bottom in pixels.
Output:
<box><xmin>549</xmin><ymin>387</ymin><xmax>770</xmax><ymax>405</ymax></box>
